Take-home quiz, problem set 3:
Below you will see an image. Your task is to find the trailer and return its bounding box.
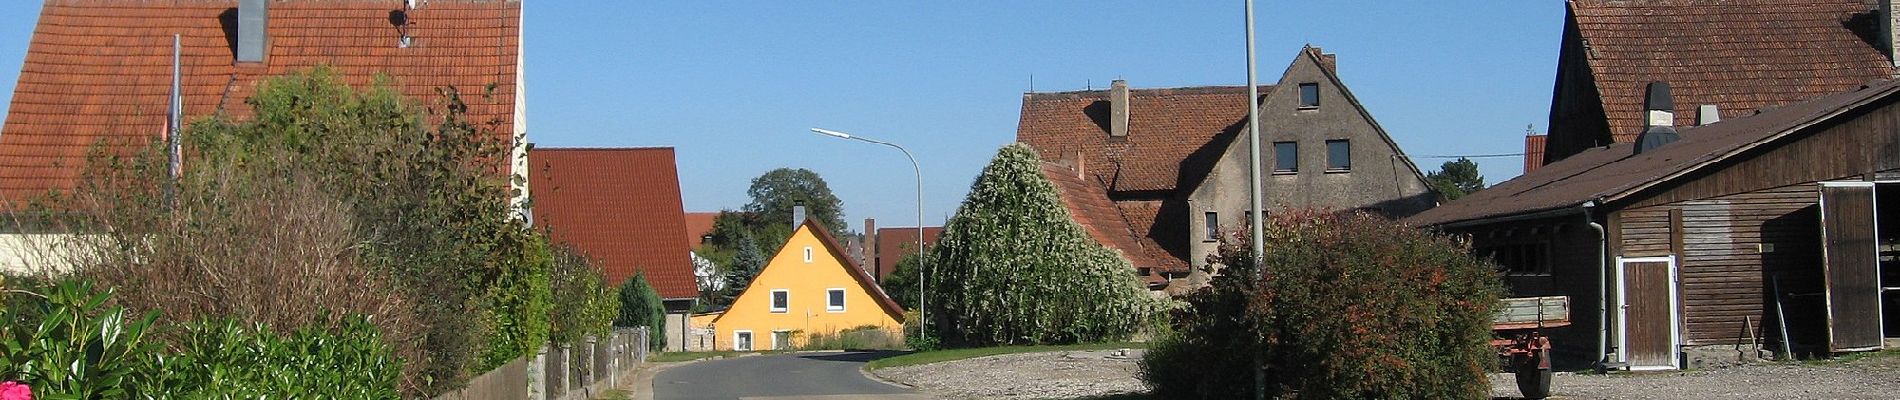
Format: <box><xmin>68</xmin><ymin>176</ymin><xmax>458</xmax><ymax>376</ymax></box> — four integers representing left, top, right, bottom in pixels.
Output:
<box><xmin>1493</xmin><ymin>296</ymin><xmax>1569</xmax><ymax>399</ymax></box>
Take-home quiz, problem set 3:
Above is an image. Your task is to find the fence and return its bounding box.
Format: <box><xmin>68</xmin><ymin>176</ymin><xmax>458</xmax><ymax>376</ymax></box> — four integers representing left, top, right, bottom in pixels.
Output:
<box><xmin>434</xmin><ymin>327</ymin><xmax>651</xmax><ymax>400</ymax></box>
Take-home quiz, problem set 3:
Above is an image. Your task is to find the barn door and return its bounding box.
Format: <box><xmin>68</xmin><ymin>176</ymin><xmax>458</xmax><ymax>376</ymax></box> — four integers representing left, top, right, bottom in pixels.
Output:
<box><xmin>1818</xmin><ymin>181</ymin><xmax>1884</xmax><ymax>352</ymax></box>
<box><xmin>1618</xmin><ymin>256</ymin><xmax>1680</xmax><ymax>370</ymax></box>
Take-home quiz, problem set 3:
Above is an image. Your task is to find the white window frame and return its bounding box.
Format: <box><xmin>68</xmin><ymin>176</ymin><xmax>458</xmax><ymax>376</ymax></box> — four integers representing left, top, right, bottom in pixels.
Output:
<box><xmin>803</xmin><ymin>246</ymin><xmax>814</xmax><ymax>263</ymax></box>
<box><xmin>769</xmin><ymin>289</ymin><xmax>789</xmax><ymax>313</ymax></box>
<box><xmin>771</xmin><ymin>329</ymin><xmax>793</xmax><ymax>350</ymax></box>
<box><xmin>734</xmin><ymin>330</ymin><xmax>754</xmax><ymax>351</ymax></box>
<box><xmin>826</xmin><ymin>288</ymin><xmax>847</xmax><ymax>312</ymax></box>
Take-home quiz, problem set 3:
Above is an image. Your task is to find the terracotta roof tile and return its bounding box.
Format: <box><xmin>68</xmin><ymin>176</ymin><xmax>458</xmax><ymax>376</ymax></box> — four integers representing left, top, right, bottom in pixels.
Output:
<box><xmin>683</xmin><ymin>212</ymin><xmax>717</xmax><ymax>250</ymax></box>
<box><xmin>1016</xmin><ymin>85</ymin><xmax>1264</xmax><ymax>193</ymax></box>
<box><xmin>873</xmin><ymin>226</ymin><xmax>941</xmax><ymax>280</ymax></box>
<box><xmin>1</xmin><ymin>0</ymin><xmax>521</xmax><ymax>202</ymax></box>
<box><xmin>1570</xmin><ymin>0</ymin><xmax>1893</xmax><ymax>144</ymax></box>
<box><xmin>530</xmin><ymin>148</ymin><xmax>698</xmax><ymax>299</ymax></box>
<box><xmin>1041</xmin><ymin>162</ymin><xmax>1181</xmax><ymax>280</ymax></box>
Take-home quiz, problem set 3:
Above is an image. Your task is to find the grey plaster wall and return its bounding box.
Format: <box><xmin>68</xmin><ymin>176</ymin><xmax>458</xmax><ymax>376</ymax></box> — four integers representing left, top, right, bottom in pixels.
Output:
<box><xmin>1184</xmin><ymin>50</ymin><xmax>1436</xmax><ymax>268</ymax></box>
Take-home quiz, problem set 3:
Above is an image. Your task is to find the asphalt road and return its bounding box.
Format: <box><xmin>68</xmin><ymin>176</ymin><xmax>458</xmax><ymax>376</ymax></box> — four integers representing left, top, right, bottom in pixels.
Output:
<box><xmin>653</xmin><ymin>351</ymin><xmax>932</xmax><ymax>400</ymax></box>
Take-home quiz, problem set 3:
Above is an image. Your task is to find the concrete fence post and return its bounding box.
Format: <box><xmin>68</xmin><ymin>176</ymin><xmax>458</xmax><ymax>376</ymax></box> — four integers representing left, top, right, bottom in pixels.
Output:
<box><xmin>528</xmin><ymin>345</ymin><xmax>548</xmax><ymax>400</ymax></box>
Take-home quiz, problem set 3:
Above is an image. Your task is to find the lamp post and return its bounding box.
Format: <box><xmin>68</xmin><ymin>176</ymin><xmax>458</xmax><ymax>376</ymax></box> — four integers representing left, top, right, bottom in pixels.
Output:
<box><xmin>808</xmin><ymin>128</ymin><xmax>927</xmax><ymax>337</ymax></box>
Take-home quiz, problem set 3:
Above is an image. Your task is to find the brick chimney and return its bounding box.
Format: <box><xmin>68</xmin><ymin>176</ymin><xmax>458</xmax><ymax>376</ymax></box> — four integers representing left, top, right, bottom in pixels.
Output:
<box><xmin>1109</xmin><ymin>80</ymin><xmax>1130</xmax><ymax>138</ymax></box>
<box><xmin>864</xmin><ymin>218</ymin><xmax>878</xmax><ymax>280</ymax></box>
<box><xmin>792</xmin><ymin>203</ymin><xmax>806</xmax><ymax>229</ymax></box>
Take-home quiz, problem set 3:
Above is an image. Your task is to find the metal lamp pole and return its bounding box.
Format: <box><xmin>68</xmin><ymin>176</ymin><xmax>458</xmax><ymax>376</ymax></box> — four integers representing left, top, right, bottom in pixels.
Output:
<box><xmin>1244</xmin><ymin>1</ymin><xmax>1266</xmax><ymax>398</ymax></box>
<box><xmin>809</xmin><ymin>128</ymin><xmax>927</xmax><ymax>337</ymax></box>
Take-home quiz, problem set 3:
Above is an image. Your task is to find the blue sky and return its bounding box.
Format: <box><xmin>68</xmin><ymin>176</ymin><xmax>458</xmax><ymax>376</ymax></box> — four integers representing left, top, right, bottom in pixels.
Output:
<box><xmin>0</xmin><ymin>2</ymin><xmax>1564</xmax><ymax>228</ymax></box>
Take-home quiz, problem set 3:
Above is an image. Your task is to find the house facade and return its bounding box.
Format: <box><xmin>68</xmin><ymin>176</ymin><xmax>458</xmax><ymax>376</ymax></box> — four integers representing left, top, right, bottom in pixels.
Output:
<box><xmin>1535</xmin><ymin>0</ymin><xmax>1896</xmax><ymax>171</ymax></box>
<box><xmin>709</xmin><ymin>217</ymin><xmax>905</xmax><ymax>351</ymax></box>
<box><xmin>1018</xmin><ymin>46</ymin><xmax>1435</xmax><ymax>287</ymax></box>
<box><xmin>1409</xmin><ymin>81</ymin><xmax>1900</xmax><ymax>370</ymax></box>
<box><xmin>529</xmin><ymin>148</ymin><xmax>700</xmax><ymax>309</ymax></box>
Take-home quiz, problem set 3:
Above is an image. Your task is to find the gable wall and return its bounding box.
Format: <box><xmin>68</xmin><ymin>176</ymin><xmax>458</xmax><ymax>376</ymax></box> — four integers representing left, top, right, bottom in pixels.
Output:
<box><xmin>1545</xmin><ymin>11</ymin><xmax>1615</xmax><ymax>164</ymax></box>
<box><xmin>712</xmin><ymin>224</ymin><xmax>902</xmax><ymax>351</ymax></box>
<box><xmin>1184</xmin><ymin>51</ymin><xmax>1435</xmax><ymax>268</ymax></box>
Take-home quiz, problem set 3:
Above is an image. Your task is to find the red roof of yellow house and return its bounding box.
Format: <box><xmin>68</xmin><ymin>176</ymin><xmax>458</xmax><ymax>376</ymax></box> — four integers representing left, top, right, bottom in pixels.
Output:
<box><xmin>0</xmin><ymin>0</ymin><xmax>522</xmax><ymax>202</ymax></box>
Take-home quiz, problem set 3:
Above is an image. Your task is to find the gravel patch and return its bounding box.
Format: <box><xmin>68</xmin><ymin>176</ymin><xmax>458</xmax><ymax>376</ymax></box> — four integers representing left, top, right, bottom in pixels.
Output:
<box><xmin>879</xmin><ymin>348</ymin><xmax>1900</xmax><ymax>400</ymax></box>
<box><xmin>1490</xmin><ymin>355</ymin><xmax>1900</xmax><ymax>399</ymax></box>
<box><xmin>874</xmin><ymin>349</ymin><xmax>1147</xmax><ymax>400</ymax></box>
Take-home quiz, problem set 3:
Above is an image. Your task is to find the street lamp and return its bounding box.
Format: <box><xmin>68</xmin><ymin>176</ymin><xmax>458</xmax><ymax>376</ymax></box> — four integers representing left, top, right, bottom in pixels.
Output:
<box><xmin>807</xmin><ymin>128</ymin><xmax>928</xmax><ymax>337</ymax></box>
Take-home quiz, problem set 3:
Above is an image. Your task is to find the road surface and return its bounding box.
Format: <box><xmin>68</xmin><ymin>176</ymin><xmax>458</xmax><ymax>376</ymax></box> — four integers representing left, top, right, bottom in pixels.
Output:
<box><xmin>653</xmin><ymin>351</ymin><xmax>932</xmax><ymax>400</ymax></box>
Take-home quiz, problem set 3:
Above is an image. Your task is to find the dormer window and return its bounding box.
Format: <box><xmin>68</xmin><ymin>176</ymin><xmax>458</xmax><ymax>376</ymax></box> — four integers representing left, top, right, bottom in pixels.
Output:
<box><xmin>1298</xmin><ymin>83</ymin><xmax>1320</xmax><ymax>109</ymax></box>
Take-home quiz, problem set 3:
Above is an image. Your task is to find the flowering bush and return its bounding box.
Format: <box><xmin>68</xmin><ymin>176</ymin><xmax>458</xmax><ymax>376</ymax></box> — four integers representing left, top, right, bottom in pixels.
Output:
<box><xmin>0</xmin><ymin>381</ymin><xmax>31</xmax><ymax>400</ymax></box>
<box><xmin>1142</xmin><ymin>210</ymin><xmax>1502</xmax><ymax>399</ymax></box>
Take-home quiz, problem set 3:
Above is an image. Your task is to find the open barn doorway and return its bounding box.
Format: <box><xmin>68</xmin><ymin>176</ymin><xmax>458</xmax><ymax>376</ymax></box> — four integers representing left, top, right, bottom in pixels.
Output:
<box><xmin>1875</xmin><ymin>182</ymin><xmax>1900</xmax><ymax>341</ymax></box>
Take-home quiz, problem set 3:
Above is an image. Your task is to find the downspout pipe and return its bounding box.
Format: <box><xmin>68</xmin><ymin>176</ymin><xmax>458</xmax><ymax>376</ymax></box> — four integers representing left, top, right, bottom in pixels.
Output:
<box><xmin>1583</xmin><ymin>200</ymin><xmax>1610</xmax><ymax>370</ymax></box>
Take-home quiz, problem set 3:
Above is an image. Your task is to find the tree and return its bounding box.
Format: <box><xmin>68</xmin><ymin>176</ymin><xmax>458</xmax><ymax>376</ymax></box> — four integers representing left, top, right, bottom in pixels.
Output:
<box><xmin>926</xmin><ymin>143</ymin><xmax>1162</xmax><ymax>347</ymax></box>
<box><xmin>879</xmin><ymin>252</ymin><xmax>921</xmax><ymax>310</ymax></box>
<box><xmin>714</xmin><ymin>233</ymin><xmax>767</xmax><ymax>307</ymax></box>
<box><xmin>1427</xmin><ymin>157</ymin><xmax>1485</xmax><ymax>201</ymax></box>
<box><xmin>743</xmin><ymin>168</ymin><xmax>846</xmax><ymax>237</ymax></box>
<box><xmin>615</xmin><ymin>273</ymin><xmax>667</xmax><ymax>351</ymax></box>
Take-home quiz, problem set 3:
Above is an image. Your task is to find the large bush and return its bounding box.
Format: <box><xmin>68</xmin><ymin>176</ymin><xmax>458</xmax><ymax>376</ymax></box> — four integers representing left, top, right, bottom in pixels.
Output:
<box><xmin>926</xmin><ymin>143</ymin><xmax>1162</xmax><ymax>347</ymax></box>
<box><xmin>155</xmin><ymin>316</ymin><xmax>401</xmax><ymax>399</ymax></box>
<box><xmin>614</xmin><ymin>273</ymin><xmax>666</xmax><ymax>351</ymax></box>
<box><xmin>1141</xmin><ymin>210</ymin><xmax>1502</xmax><ymax>400</ymax></box>
<box><xmin>549</xmin><ymin>247</ymin><xmax>617</xmax><ymax>346</ymax></box>
<box><xmin>34</xmin><ymin>67</ymin><xmax>550</xmax><ymax>396</ymax></box>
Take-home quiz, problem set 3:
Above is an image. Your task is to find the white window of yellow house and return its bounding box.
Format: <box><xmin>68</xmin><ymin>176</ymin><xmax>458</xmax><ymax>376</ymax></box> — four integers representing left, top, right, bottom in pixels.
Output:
<box><xmin>734</xmin><ymin>331</ymin><xmax>754</xmax><ymax>351</ymax></box>
<box><xmin>771</xmin><ymin>330</ymin><xmax>793</xmax><ymax>350</ymax></box>
<box><xmin>803</xmin><ymin>246</ymin><xmax>814</xmax><ymax>263</ymax></box>
<box><xmin>826</xmin><ymin>288</ymin><xmax>846</xmax><ymax>312</ymax></box>
<box><xmin>769</xmin><ymin>289</ymin><xmax>789</xmax><ymax>313</ymax></box>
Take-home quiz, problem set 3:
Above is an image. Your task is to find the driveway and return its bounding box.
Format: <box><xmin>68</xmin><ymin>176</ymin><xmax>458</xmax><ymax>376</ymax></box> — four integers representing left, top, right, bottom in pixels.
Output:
<box><xmin>654</xmin><ymin>351</ymin><xmax>932</xmax><ymax>400</ymax></box>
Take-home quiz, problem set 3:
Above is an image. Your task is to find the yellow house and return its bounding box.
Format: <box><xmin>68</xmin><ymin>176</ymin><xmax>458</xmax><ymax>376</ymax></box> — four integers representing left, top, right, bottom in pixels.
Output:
<box><xmin>711</xmin><ymin>218</ymin><xmax>905</xmax><ymax>351</ymax></box>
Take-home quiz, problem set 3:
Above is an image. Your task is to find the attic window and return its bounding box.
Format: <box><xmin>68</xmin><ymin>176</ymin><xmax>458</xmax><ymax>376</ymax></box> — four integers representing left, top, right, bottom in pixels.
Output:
<box><xmin>1298</xmin><ymin>83</ymin><xmax>1320</xmax><ymax>109</ymax></box>
<box><xmin>803</xmin><ymin>246</ymin><xmax>814</xmax><ymax>263</ymax></box>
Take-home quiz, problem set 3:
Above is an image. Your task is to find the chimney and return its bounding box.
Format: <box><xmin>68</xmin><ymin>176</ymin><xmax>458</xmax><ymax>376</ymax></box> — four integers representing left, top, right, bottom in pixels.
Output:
<box><xmin>864</xmin><ymin>218</ymin><xmax>878</xmax><ymax>280</ymax></box>
<box><xmin>1697</xmin><ymin>104</ymin><xmax>1721</xmax><ymax>126</ymax></box>
<box><xmin>1634</xmin><ymin>82</ymin><xmax>1680</xmax><ymax>155</ymax></box>
<box><xmin>1109</xmin><ymin>79</ymin><xmax>1130</xmax><ymax>138</ymax></box>
<box><xmin>1883</xmin><ymin>0</ymin><xmax>1900</xmax><ymax>69</ymax></box>
<box><xmin>1314</xmin><ymin>47</ymin><xmax>1338</xmax><ymax>74</ymax></box>
<box><xmin>237</xmin><ymin>0</ymin><xmax>268</xmax><ymax>63</ymax></box>
<box><xmin>1072</xmin><ymin>149</ymin><xmax>1086</xmax><ymax>180</ymax></box>
<box><xmin>792</xmin><ymin>203</ymin><xmax>807</xmax><ymax>229</ymax></box>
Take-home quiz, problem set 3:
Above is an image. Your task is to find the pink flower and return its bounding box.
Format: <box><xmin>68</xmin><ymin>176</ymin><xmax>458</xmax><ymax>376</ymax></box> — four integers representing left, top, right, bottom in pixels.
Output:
<box><xmin>0</xmin><ymin>381</ymin><xmax>30</xmax><ymax>400</ymax></box>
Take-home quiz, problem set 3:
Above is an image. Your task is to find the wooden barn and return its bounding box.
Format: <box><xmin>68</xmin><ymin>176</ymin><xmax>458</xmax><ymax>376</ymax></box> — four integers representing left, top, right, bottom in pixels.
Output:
<box><xmin>1408</xmin><ymin>81</ymin><xmax>1900</xmax><ymax>370</ymax></box>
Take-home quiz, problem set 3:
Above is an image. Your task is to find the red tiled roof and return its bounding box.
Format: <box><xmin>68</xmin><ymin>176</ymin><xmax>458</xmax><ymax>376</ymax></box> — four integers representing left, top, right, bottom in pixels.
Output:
<box><xmin>683</xmin><ymin>212</ymin><xmax>718</xmax><ymax>250</ymax></box>
<box><xmin>0</xmin><ymin>0</ymin><xmax>521</xmax><ymax>202</ymax></box>
<box><xmin>873</xmin><ymin>226</ymin><xmax>941</xmax><ymax>280</ymax></box>
<box><xmin>1570</xmin><ymin>0</ymin><xmax>1893</xmax><ymax>144</ymax></box>
<box><xmin>1524</xmin><ymin>134</ymin><xmax>1547</xmax><ymax>174</ymax></box>
<box><xmin>1041</xmin><ymin>162</ymin><xmax>1176</xmax><ymax>283</ymax></box>
<box><xmin>1016</xmin><ymin>85</ymin><xmax>1264</xmax><ymax>193</ymax></box>
<box><xmin>530</xmin><ymin>148</ymin><xmax>697</xmax><ymax>299</ymax></box>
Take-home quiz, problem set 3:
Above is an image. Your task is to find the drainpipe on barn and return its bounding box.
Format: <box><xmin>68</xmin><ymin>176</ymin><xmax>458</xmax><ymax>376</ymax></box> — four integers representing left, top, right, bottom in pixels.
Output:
<box><xmin>1583</xmin><ymin>200</ymin><xmax>1611</xmax><ymax>371</ymax></box>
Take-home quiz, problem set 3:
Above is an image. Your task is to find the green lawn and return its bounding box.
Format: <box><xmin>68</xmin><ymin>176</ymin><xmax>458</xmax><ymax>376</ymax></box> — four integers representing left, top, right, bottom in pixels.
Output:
<box><xmin>864</xmin><ymin>342</ymin><xmax>1147</xmax><ymax>370</ymax></box>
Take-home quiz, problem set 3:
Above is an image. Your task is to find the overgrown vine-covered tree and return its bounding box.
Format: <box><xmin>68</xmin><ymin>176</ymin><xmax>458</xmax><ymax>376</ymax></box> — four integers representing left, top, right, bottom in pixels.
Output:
<box><xmin>926</xmin><ymin>143</ymin><xmax>1163</xmax><ymax>346</ymax></box>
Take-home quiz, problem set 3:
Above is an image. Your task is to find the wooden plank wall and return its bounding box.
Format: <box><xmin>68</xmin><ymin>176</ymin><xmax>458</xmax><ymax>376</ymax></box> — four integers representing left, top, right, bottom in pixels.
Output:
<box><xmin>1617</xmin><ymin>184</ymin><xmax>1821</xmax><ymax>345</ymax></box>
